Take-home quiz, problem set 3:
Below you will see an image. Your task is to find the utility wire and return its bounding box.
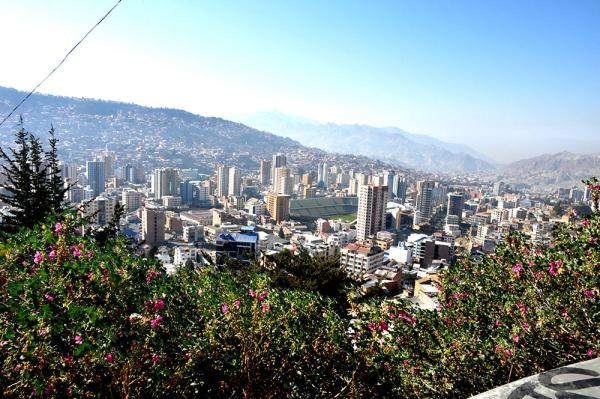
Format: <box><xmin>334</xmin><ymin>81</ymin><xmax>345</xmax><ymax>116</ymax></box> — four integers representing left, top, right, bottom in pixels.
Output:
<box><xmin>0</xmin><ymin>0</ymin><xmax>123</xmax><ymax>128</ymax></box>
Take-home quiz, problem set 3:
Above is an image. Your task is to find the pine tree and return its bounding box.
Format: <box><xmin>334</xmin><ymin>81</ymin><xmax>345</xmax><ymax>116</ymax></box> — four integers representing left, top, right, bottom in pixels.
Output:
<box><xmin>0</xmin><ymin>120</ymin><xmax>68</xmax><ymax>232</ymax></box>
<box><xmin>0</xmin><ymin>119</ymin><xmax>34</xmax><ymax>230</ymax></box>
<box><xmin>28</xmin><ymin>133</ymin><xmax>50</xmax><ymax>225</ymax></box>
<box><xmin>45</xmin><ymin>126</ymin><xmax>68</xmax><ymax>212</ymax></box>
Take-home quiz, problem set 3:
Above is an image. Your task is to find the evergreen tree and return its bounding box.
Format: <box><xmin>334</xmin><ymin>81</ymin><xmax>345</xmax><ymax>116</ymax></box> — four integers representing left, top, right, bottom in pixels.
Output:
<box><xmin>0</xmin><ymin>120</ymin><xmax>68</xmax><ymax>231</ymax></box>
<box><xmin>28</xmin><ymin>133</ymin><xmax>50</xmax><ymax>225</ymax></box>
<box><xmin>45</xmin><ymin>126</ymin><xmax>68</xmax><ymax>212</ymax></box>
<box><xmin>0</xmin><ymin>119</ymin><xmax>34</xmax><ymax>230</ymax></box>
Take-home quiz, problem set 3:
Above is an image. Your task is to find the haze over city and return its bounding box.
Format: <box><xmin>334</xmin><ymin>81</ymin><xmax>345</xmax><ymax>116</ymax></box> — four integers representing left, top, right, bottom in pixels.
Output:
<box><xmin>1</xmin><ymin>0</ymin><xmax>599</xmax><ymax>161</ymax></box>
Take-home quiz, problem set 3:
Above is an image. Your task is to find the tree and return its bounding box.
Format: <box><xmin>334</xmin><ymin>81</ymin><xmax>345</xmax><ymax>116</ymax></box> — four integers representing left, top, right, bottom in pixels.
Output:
<box><xmin>0</xmin><ymin>119</ymin><xmax>34</xmax><ymax>230</ymax></box>
<box><xmin>45</xmin><ymin>126</ymin><xmax>69</xmax><ymax>212</ymax></box>
<box><xmin>0</xmin><ymin>122</ymin><xmax>68</xmax><ymax>232</ymax></box>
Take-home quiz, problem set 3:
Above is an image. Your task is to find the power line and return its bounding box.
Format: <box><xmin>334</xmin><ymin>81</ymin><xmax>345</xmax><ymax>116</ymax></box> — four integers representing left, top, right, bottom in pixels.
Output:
<box><xmin>0</xmin><ymin>0</ymin><xmax>124</xmax><ymax>128</ymax></box>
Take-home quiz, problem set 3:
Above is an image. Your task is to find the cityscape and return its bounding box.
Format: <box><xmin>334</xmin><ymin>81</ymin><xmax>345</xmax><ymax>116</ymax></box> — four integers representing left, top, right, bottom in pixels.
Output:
<box><xmin>0</xmin><ymin>1</ymin><xmax>598</xmax><ymax>398</ymax></box>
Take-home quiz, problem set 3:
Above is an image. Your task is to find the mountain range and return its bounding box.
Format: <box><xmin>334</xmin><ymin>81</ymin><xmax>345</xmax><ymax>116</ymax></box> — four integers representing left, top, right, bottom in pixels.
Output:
<box><xmin>233</xmin><ymin>110</ymin><xmax>496</xmax><ymax>174</ymax></box>
<box><xmin>0</xmin><ymin>86</ymin><xmax>390</xmax><ymax>176</ymax></box>
<box><xmin>493</xmin><ymin>151</ymin><xmax>600</xmax><ymax>191</ymax></box>
<box><xmin>1</xmin><ymin>86</ymin><xmax>598</xmax><ymax>189</ymax></box>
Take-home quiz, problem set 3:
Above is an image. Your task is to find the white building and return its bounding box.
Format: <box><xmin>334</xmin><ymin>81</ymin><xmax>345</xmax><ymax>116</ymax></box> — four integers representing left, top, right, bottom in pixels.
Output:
<box><xmin>122</xmin><ymin>189</ymin><xmax>144</xmax><ymax>212</ymax></box>
<box><xmin>173</xmin><ymin>247</ymin><xmax>200</xmax><ymax>266</ymax></box>
<box><xmin>356</xmin><ymin>184</ymin><xmax>388</xmax><ymax>242</ymax></box>
<box><xmin>340</xmin><ymin>243</ymin><xmax>384</xmax><ymax>278</ymax></box>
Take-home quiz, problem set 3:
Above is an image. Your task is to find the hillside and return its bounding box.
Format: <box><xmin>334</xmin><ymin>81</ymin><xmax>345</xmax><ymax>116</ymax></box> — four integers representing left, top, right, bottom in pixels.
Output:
<box><xmin>495</xmin><ymin>151</ymin><xmax>600</xmax><ymax>190</ymax></box>
<box><xmin>234</xmin><ymin>110</ymin><xmax>496</xmax><ymax>174</ymax></box>
<box><xmin>0</xmin><ymin>86</ymin><xmax>318</xmax><ymax>174</ymax></box>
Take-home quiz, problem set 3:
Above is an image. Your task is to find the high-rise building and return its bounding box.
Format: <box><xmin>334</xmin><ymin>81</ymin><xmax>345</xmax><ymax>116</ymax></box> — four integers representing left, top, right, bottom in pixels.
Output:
<box><xmin>275</xmin><ymin>167</ymin><xmax>293</xmax><ymax>195</ymax></box>
<box><xmin>122</xmin><ymin>189</ymin><xmax>144</xmax><ymax>212</ymax></box>
<box><xmin>317</xmin><ymin>162</ymin><xmax>328</xmax><ymax>188</ymax></box>
<box><xmin>216</xmin><ymin>165</ymin><xmax>230</xmax><ymax>198</ymax></box>
<box><xmin>153</xmin><ymin>168</ymin><xmax>180</xmax><ymax>199</ymax></box>
<box><xmin>260</xmin><ymin>160</ymin><xmax>271</xmax><ymax>186</ymax></box>
<box><xmin>414</xmin><ymin>180</ymin><xmax>434</xmax><ymax>226</ymax></box>
<box><xmin>123</xmin><ymin>164</ymin><xmax>144</xmax><ymax>184</ymax></box>
<box><xmin>356</xmin><ymin>185</ymin><xmax>388</xmax><ymax>242</ymax></box>
<box><xmin>86</xmin><ymin>160</ymin><xmax>105</xmax><ymax>198</ymax></box>
<box><xmin>228</xmin><ymin>167</ymin><xmax>241</xmax><ymax>196</ymax></box>
<box><xmin>81</xmin><ymin>196</ymin><xmax>117</xmax><ymax>226</ymax></box>
<box><xmin>142</xmin><ymin>207</ymin><xmax>166</xmax><ymax>245</ymax></box>
<box><xmin>271</xmin><ymin>154</ymin><xmax>287</xmax><ymax>187</ymax></box>
<box><xmin>492</xmin><ymin>181</ymin><xmax>505</xmax><ymax>196</ymax></box>
<box><xmin>101</xmin><ymin>152</ymin><xmax>115</xmax><ymax>179</ymax></box>
<box><xmin>447</xmin><ymin>193</ymin><xmax>465</xmax><ymax>223</ymax></box>
<box><xmin>266</xmin><ymin>192</ymin><xmax>290</xmax><ymax>223</ymax></box>
<box><xmin>60</xmin><ymin>162</ymin><xmax>78</xmax><ymax>180</ymax></box>
<box><xmin>391</xmin><ymin>175</ymin><xmax>407</xmax><ymax>202</ymax></box>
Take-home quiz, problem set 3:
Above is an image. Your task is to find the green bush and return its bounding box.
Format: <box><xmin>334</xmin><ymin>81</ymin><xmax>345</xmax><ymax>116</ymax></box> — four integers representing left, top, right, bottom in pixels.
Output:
<box><xmin>1</xmin><ymin>179</ymin><xmax>598</xmax><ymax>398</ymax></box>
<box><xmin>0</xmin><ymin>215</ymin><xmax>351</xmax><ymax>398</ymax></box>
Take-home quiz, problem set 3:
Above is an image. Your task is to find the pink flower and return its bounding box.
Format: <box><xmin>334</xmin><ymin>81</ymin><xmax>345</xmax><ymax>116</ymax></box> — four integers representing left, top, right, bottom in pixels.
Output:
<box><xmin>221</xmin><ymin>303</ymin><xmax>229</xmax><ymax>314</ymax></box>
<box><xmin>378</xmin><ymin>321</ymin><xmax>388</xmax><ymax>332</ymax></box>
<box><xmin>74</xmin><ymin>335</ymin><xmax>83</xmax><ymax>345</ymax></box>
<box><xmin>494</xmin><ymin>320</ymin><xmax>502</xmax><ymax>327</ymax></box>
<box><xmin>151</xmin><ymin>354</ymin><xmax>159</xmax><ymax>363</ymax></box>
<box><xmin>504</xmin><ymin>349</ymin><xmax>513</xmax><ymax>357</ymax></box>
<box><xmin>452</xmin><ymin>293</ymin><xmax>459</xmax><ymax>300</ymax></box>
<box><xmin>587</xmin><ymin>348</ymin><xmax>594</xmax><ymax>358</ymax></box>
<box><xmin>233</xmin><ymin>299</ymin><xmax>241</xmax><ymax>310</ymax></box>
<box><xmin>150</xmin><ymin>315</ymin><xmax>163</xmax><ymax>329</ymax></box>
<box><xmin>259</xmin><ymin>290</ymin><xmax>268</xmax><ymax>302</ymax></box>
<box><xmin>584</xmin><ymin>289</ymin><xmax>596</xmax><ymax>298</ymax></box>
<box><xmin>512</xmin><ymin>334</ymin><xmax>520</xmax><ymax>343</ymax></box>
<box><xmin>146</xmin><ymin>270</ymin><xmax>161</xmax><ymax>284</ymax></box>
<box><xmin>248</xmin><ymin>288</ymin><xmax>256</xmax><ymax>298</ymax></box>
<box><xmin>86</xmin><ymin>272</ymin><xmax>93</xmax><ymax>282</ymax></box>
<box><xmin>105</xmin><ymin>353</ymin><xmax>113</xmax><ymax>363</ymax></box>
<box><xmin>403</xmin><ymin>359</ymin><xmax>409</xmax><ymax>366</ymax></box>
<box><xmin>589</xmin><ymin>237</ymin><xmax>597</xmax><ymax>245</ymax></box>
<box><xmin>368</xmin><ymin>322</ymin><xmax>375</xmax><ymax>331</ymax></box>
<box><xmin>72</xmin><ymin>247</ymin><xmax>82</xmax><ymax>258</ymax></box>
<box><xmin>548</xmin><ymin>261</ymin><xmax>559</xmax><ymax>277</ymax></box>
<box><xmin>33</xmin><ymin>251</ymin><xmax>43</xmax><ymax>264</ymax></box>
<box><xmin>154</xmin><ymin>299</ymin><xmax>165</xmax><ymax>311</ymax></box>
<box><xmin>45</xmin><ymin>293</ymin><xmax>54</xmax><ymax>302</ymax></box>
<box><xmin>582</xmin><ymin>219</ymin><xmax>590</xmax><ymax>227</ymax></box>
<box><xmin>561</xmin><ymin>309</ymin><xmax>568</xmax><ymax>317</ymax></box>
<box><xmin>512</xmin><ymin>263</ymin><xmax>523</xmax><ymax>274</ymax></box>
<box><xmin>571</xmin><ymin>208</ymin><xmax>578</xmax><ymax>217</ymax></box>
<box><xmin>48</xmin><ymin>250</ymin><xmax>56</xmax><ymax>260</ymax></box>
<box><xmin>516</xmin><ymin>303</ymin><xmax>529</xmax><ymax>314</ymax></box>
<box><xmin>521</xmin><ymin>322</ymin><xmax>530</xmax><ymax>332</ymax></box>
<box><xmin>86</xmin><ymin>251</ymin><xmax>94</xmax><ymax>258</ymax></box>
<box><xmin>495</xmin><ymin>344</ymin><xmax>501</xmax><ymax>353</ymax></box>
<box><xmin>261</xmin><ymin>303</ymin><xmax>269</xmax><ymax>313</ymax></box>
<box><xmin>54</xmin><ymin>223</ymin><xmax>62</xmax><ymax>235</ymax></box>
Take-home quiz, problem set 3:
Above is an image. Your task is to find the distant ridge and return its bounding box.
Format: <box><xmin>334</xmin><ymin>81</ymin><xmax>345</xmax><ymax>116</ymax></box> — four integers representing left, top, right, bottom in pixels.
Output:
<box><xmin>234</xmin><ymin>110</ymin><xmax>496</xmax><ymax>174</ymax></box>
<box><xmin>0</xmin><ymin>86</ymin><xmax>392</xmax><ymax>175</ymax></box>
<box><xmin>494</xmin><ymin>151</ymin><xmax>600</xmax><ymax>190</ymax></box>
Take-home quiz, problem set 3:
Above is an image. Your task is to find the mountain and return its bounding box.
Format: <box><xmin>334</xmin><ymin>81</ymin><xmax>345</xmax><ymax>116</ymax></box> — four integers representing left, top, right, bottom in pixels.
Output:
<box><xmin>233</xmin><ymin>110</ymin><xmax>496</xmax><ymax>174</ymax></box>
<box><xmin>0</xmin><ymin>86</ymin><xmax>393</xmax><ymax>175</ymax></box>
<box><xmin>495</xmin><ymin>151</ymin><xmax>600</xmax><ymax>190</ymax></box>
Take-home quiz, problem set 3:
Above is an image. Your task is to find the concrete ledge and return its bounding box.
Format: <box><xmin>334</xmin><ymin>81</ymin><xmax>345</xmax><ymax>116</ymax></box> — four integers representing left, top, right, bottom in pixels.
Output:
<box><xmin>471</xmin><ymin>358</ymin><xmax>600</xmax><ymax>398</ymax></box>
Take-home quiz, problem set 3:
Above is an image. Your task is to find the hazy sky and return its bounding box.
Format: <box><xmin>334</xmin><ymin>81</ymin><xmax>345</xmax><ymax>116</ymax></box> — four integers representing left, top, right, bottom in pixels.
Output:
<box><xmin>0</xmin><ymin>0</ymin><xmax>599</xmax><ymax>161</ymax></box>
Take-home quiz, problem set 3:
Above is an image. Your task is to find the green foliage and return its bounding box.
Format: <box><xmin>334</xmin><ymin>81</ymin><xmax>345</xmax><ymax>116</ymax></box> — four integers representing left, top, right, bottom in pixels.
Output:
<box><xmin>0</xmin><ymin>122</ymin><xmax>68</xmax><ymax>232</ymax></box>
<box><xmin>255</xmin><ymin>249</ymin><xmax>356</xmax><ymax>315</ymax></box>
<box><xmin>0</xmin><ymin>182</ymin><xmax>598</xmax><ymax>398</ymax></box>
<box><xmin>0</xmin><ymin>214</ymin><xmax>351</xmax><ymax>398</ymax></box>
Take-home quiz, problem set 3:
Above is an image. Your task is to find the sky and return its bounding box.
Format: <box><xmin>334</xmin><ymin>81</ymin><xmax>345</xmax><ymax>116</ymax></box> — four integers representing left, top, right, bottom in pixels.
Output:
<box><xmin>0</xmin><ymin>0</ymin><xmax>599</xmax><ymax>162</ymax></box>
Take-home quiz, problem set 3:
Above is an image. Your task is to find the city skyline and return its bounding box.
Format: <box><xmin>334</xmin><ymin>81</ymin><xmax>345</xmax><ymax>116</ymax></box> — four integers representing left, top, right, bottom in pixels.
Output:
<box><xmin>0</xmin><ymin>1</ymin><xmax>598</xmax><ymax>161</ymax></box>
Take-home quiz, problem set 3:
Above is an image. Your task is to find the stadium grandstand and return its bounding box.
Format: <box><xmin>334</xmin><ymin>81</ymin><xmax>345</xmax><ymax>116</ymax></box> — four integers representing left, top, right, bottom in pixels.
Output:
<box><xmin>289</xmin><ymin>197</ymin><xmax>358</xmax><ymax>222</ymax></box>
